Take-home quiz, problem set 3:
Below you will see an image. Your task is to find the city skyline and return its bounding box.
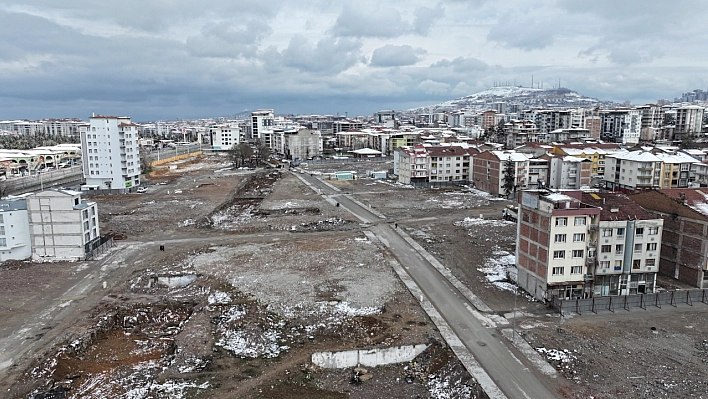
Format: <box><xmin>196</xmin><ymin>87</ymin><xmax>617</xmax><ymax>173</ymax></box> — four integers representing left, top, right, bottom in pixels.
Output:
<box><xmin>2</xmin><ymin>0</ymin><xmax>707</xmax><ymax>120</ymax></box>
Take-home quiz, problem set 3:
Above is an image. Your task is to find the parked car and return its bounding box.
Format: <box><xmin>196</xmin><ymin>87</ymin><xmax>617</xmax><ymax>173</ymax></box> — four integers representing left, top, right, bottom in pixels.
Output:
<box><xmin>136</xmin><ymin>186</ymin><xmax>148</xmax><ymax>193</ymax></box>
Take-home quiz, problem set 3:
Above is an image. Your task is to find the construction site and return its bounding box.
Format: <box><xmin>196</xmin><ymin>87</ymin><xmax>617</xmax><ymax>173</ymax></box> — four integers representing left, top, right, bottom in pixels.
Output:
<box><xmin>0</xmin><ymin>154</ymin><xmax>706</xmax><ymax>399</ymax></box>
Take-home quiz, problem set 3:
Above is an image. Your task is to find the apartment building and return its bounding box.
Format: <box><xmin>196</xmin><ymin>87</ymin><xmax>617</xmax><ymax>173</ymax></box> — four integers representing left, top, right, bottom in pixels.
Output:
<box><xmin>26</xmin><ymin>189</ymin><xmax>100</xmax><ymax>260</ymax></box>
<box><xmin>0</xmin><ymin>199</ymin><xmax>32</xmax><ymax>261</ymax></box>
<box><xmin>551</xmin><ymin>143</ymin><xmax>622</xmax><ymax>178</ymax></box>
<box><xmin>472</xmin><ymin>150</ymin><xmax>529</xmax><ymax>196</ymax></box>
<box><xmin>546</xmin><ymin>128</ymin><xmax>590</xmax><ymax>143</ymax></box>
<box><xmin>604</xmin><ymin>150</ymin><xmax>695</xmax><ymax>191</ymax></box>
<box><xmin>630</xmin><ymin>189</ymin><xmax>708</xmax><ymax>288</ymax></box>
<box><xmin>81</xmin><ymin>115</ymin><xmax>141</xmax><ymax>193</ymax></box>
<box><xmin>504</xmin><ymin>120</ymin><xmax>540</xmax><ymax>148</ymax></box>
<box><xmin>251</xmin><ymin>109</ymin><xmax>275</xmax><ymax>147</ymax></box>
<box><xmin>599</xmin><ymin>109</ymin><xmax>641</xmax><ymax>145</ymax></box>
<box><xmin>209</xmin><ymin>124</ymin><xmax>242</xmax><ymax>150</ymax></box>
<box><xmin>516</xmin><ymin>191</ymin><xmax>600</xmax><ymax>300</ymax></box>
<box><xmin>541</xmin><ymin>154</ymin><xmax>592</xmax><ymax>189</ymax></box>
<box><xmin>394</xmin><ymin>144</ymin><xmax>430</xmax><ymax>184</ymax></box>
<box><xmin>581</xmin><ymin>193</ymin><xmax>663</xmax><ymax>296</ymax></box>
<box><xmin>516</xmin><ymin>190</ymin><xmax>663</xmax><ymax>301</ymax></box>
<box><xmin>673</xmin><ymin>105</ymin><xmax>704</xmax><ymax>141</ymax></box>
<box><xmin>281</xmin><ymin>129</ymin><xmax>322</xmax><ymax>160</ymax></box>
<box><xmin>427</xmin><ymin>146</ymin><xmax>477</xmax><ymax>183</ymax></box>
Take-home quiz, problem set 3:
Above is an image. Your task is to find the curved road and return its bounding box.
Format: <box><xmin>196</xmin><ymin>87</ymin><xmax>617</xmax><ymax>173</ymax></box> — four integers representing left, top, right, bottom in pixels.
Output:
<box><xmin>301</xmin><ymin>173</ymin><xmax>557</xmax><ymax>399</ymax></box>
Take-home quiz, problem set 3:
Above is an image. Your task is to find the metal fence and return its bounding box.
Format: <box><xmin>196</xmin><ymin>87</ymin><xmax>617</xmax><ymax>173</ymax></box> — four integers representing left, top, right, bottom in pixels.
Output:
<box><xmin>551</xmin><ymin>289</ymin><xmax>708</xmax><ymax>316</ymax></box>
<box><xmin>306</xmin><ymin>156</ymin><xmax>393</xmax><ymax>164</ymax></box>
<box><xmin>85</xmin><ymin>236</ymin><xmax>114</xmax><ymax>260</ymax></box>
<box><xmin>4</xmin><ymin>167</ymin><xmax>83</xmax><ymax>195</ymax></box>
<box><xmin>409</xmin><ymin>180</ymin><xmax>470</xmax><ymax>189</ymax></box>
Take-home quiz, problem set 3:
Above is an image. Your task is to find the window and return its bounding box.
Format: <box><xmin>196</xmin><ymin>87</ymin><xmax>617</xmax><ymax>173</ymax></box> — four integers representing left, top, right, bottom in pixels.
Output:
<box><xmin>0</xmin><ymin>214</ymin><xmax>3</xmax><ymax>223</ymax></box>
<box><xmin>616</xmin><ymin>227</ymin><xmax>625</xmax><ymax>237</ymax></box>
<box><xmin>648</xmin><ymin>227</ymin><xmax>659</xmax><ymax>235</ymax></box>
<box><xmin>552</xmin><ymin>267</ymin><xmax>564</xmax><ymax>275</ymax></box>
<box><xmin>601</xmin><ymin>245</ymin><xmax>611</xmax><ymax>253</ymax></box>
<box><xmin>587</xmin><ymin>249</ymin><xmax>596</xmax><ymax>258</ymax></box>
<box><xmin>0</xmin><ymin>226</ymin><xmax>4</xmax><ymax>235</ymax></box>
<box><xmin>553</xmin><ymin>250</ymin><xmax>565</xmax><ymax>259</ymax></box>
<box><xmin>646</xmin><ymin>243</ymin><xmax>657</xmax><ymax>251</ymax></box>
<box><xmin>573</xmin><ymin>233</ymin><xmax>585</xmax><ymax>242</ymax></box>
<box><xmin>600</xmin><ymin>261</ymin><xmax>610</xmax><ymax>269</ymax></box>
<box><xmin>572</xmin><ymin>250</ymin><xmax>584</xmax><ymax>258</ymax></box>
<box><xmin>571</xmin><ymin>266</ymin><xmax>583</xmax><ymax>274</ymax></box>
<box><xmin>614</xmin><ymin>260</ymin><xmax>622</xmax><ymax>271</ymax></box>
<box><xmin>615</xmin><ymin>244</ymin><xmax>623</xmax><ymax>254</ymax></box>
<box><xmin>635</xmin><ymin>227</ymin><xmax>644</xmax><ymax>236</ymax></box>
<box><xmin>634</xmin><ymin>243</ymin><xmax>642</xmax><ymax>253</ymax></box>
<box><xmin>554</xmin><ymin>234</ymin><xmax>567</xmax><ymax>243</ymax></box>
<box><xmin>574</xmin><ymin>217</ymin><xmax>586</xmax><ymax>226</ymax></box>
<box><xmin>0</xmin><ymin>238</ymin><xmax>5</xmax><ymax>246</ymax></box>
<box><xmin>632</xmin><ymin>259</ymin><xmax>641</xmax><ymax>270</ymax></box>
<box><xmin>646</xmin><ymin>259</ymin><xmax>656</xmax><ymax>268</ymax></box>
<box><xmin>602</xmin><ymin>229</ymin><xmax>613</xmax><ymax>237</ymax></box>
<box><xmin>556</xmin><ymin>217</ymin><xmax>567</xmax><ymax>226</ymax></box>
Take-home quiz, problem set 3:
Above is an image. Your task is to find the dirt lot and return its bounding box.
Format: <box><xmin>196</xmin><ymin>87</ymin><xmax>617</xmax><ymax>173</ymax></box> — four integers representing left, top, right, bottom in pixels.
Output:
<box><xmin>3</xmin><ymin>155</ymin><xmax>707</xmax><ymax>399</ymax></box>
<box><xmin>3</xmin><ymin>156</ymin><xmax>480</xmax><ymax>399</ymax></box>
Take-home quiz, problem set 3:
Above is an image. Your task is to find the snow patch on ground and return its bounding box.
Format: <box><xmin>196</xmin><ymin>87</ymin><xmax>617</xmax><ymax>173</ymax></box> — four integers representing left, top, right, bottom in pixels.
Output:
<box><xmin>428</xmin><ymin>374</ymin><xmax>474</xmax><ymax>398</ymax></box>
<box><xmin>477</xmin><ymin>247</ymin><xmax>517</xmax><ymax>292</ymax></box>
<box><xmin>455</xmin><ymin>217</ymin><xmax>514</xmax><ymax>228</ymax></box>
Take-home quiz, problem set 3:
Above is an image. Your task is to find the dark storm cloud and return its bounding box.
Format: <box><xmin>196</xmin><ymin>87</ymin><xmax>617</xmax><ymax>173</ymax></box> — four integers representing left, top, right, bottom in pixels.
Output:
<box><xmin>186</xmin><ymin>20</ymin><xmax>272</xmax><ymax>59</ymax></box>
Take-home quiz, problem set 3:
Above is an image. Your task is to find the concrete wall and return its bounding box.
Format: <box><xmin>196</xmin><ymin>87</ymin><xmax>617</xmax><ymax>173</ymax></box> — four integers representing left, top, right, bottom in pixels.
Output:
<box><xmin>312</xmin><ymin>344</ymin><xmax>428</xmax><ymax>369</ymax></box>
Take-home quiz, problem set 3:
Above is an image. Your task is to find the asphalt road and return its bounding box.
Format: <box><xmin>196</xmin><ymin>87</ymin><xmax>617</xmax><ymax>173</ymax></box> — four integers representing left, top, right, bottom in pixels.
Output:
<box><xmin>300</xmin><ymin>173</ymin><xmax>558</xmax><ymax>399</ymax></box>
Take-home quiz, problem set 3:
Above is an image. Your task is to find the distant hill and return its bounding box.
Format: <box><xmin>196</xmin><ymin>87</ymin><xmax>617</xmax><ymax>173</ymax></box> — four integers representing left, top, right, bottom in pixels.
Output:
<box><xmin>409</xmin><ymin>86</ymin><xmax>617</xmax><ymax>113</ymax></box>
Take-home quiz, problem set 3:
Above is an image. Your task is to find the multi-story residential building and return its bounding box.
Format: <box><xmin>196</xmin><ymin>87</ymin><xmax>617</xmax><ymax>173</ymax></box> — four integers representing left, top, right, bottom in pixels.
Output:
<box><xmin>251</xmin><ymin>109</ymin><xmax>275</xmax><ymax>147</ymax></box>
<box><xmin>394</xmin><ymin>144</ymin><xmax>430</xmax><ymax>184</ymax></box>
<box><xmin>581</xmin><ymin>193</ymin><xmax>663</xmax><ymax>296</ymax></box>
<box><xmin>546</xmin><ymin>128</ymin><xmax>590</xmax><ymax>143</ymax></box>
<box><xmin>604</xmin><ymin>151</ymin><xmax>661</xmax><ymax>191</ymax></box>
<box><xmin>527</xmin><ymin>158</ymin><xmax>549</xmax><ymax>188</ymax></box>
<box><xmin>0</xmin><ymin>199</ymin><xmax>32</xmax><ymax>261</ymax></box>
<box><xmin>428</xmin><ymin>146</ymin><xmax>477</xmax><ymax>183</ymax></box>
<box><xmin>209</xmin><ymin>124</ymin><xmax>242</xmax><ymax>150</ymax></box>
<box><xmin>516</xmin><ymin>190</ymin><xmax>663</xmax><ymax>301</ymax></box>
<box><xmin>673</xmin><ymin>105</ymin><xmax>705</xmax><ymax>141</ymax></box>
<box><xmin>516</xmin><ymin>190</ymin><xmax>600</xmax><ymax>300</ymax></box>
<box><xmin>472</xmin><ymin>150</ymin><xmax>529</xmax><ymax>196</ymax></box>
<box><xmin>584</xmin><ymin>115</ymin><xmax>601</xmax><ymax>139</ymax></box>
<box><xmin>504</xmin><ymin>120</ymin><xmax>539</xmax><ymax>148</ymax></box>
<box><xmin>541</xmin><ymin>155</ymin><xmax>592</xmax><ymax>189</ymax></box>
<box><xmin>630</xmin><ymin>188</ymin><xmax>708</xmax><ymax>288</ymax></box>
<box><xmin>81</xmin><ymin>115</ymin><xmax>141</xmax><ymax>193</ymax></box>
<box><xmin>42</xmin><ymin>119</ymin><xmax>82</xmax><ymax>139</ymax></box>
<box><xmin>26</xmin><ymin>189</ymin><xmax>100</xmax><ymax>260</ymax></box>
<box><xmin>281</xmin><ymin>129</ymin><xmax>322</xmax><ymax>161</ymax></box>
<box><xmin>600</xmin><ymin>109</ymin><xmax>641</xmax><ymax>144</ymax></box>
<box><xmin>551</xmin><ymin>143</ymin><xmax>622</xmax><ymax>178</ymax></box>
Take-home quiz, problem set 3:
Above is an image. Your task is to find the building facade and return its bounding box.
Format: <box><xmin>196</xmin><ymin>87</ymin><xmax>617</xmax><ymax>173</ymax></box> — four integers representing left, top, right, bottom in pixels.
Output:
<box><xmin>0</xmin><ymin>199</ymin><xmax>32</xmax><ymax>261</ymax></box>
<box><xmin>26</xmin><ymin>189</ymin><xmax>100</xmax><ymax>260</ymax></box>
<box><xmin>82</xmin><ymin>116</ymin><xmax>141</xmax><ymax>193</ymax></box>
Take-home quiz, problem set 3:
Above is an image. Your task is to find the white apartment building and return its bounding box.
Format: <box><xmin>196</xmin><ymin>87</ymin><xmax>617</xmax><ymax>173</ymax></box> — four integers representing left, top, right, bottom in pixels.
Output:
<box><xmin>394</xmin><ymin>144</ymin><xmax>430</xmax><ymax>184</ymax></box>
<box><xmin>599</xmin><ymin>109</ymin><xmax>641</xmax><ymax>145</ymax></box>
<box><xmin>27</xmin><ymin>189</ymin><xmax>100</xmax><ymax>260</ymax></box>
<box><xmin>0</xmin><ymin>199</ymin><xmax>32</xmax><ymax>261</ymax></box>
<box><xmin>251</xmin><ymin>109</ymin><xmax>275</xmax><ymax>147</ymax></box>
<box><xmin>674</xmin><ymin>105</ymin><xmax>705</xmax><ymax>140</ymax></box>
<box><xmin>427</xmin><ymin>145</ymin><xmax>476</xmax><ymax>183</ymax></box>
<box><xmin>604</xmin><ymin>150</ymin><xmax>695</xmax><ymax>191</ymax></box>
<box><xmin>209</xmin><ymin>124</ymin><xmax>242</xmax><ymax>150</ymax></box>
<box><xmin>82</xmin><ymin>115</ymin><xmax>141</xmax><ymax>193</ymax></box>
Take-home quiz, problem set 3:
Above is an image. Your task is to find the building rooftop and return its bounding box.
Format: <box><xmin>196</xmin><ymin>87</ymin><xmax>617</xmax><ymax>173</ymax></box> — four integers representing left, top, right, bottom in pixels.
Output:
<box><xmin>581</xmin><ymin>192</ymin><xmax>656</xmax><ymax>221</ymax></box>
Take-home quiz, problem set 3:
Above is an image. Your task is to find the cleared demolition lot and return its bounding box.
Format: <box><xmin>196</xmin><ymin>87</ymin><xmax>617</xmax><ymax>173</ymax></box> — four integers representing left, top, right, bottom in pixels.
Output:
<box><xmin>1</xmin><ymin>155</ymin><xmax>706</xmax><ymax>399</ymax></box>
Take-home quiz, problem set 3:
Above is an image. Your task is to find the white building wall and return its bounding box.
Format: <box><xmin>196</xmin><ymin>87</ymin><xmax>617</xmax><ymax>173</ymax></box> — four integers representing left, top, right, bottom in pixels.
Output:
<box><xmin>0</xmin><ymin>202</ymin><xmax>32</xmax><ymax>261</ymax></box>
<box><xmin>83</xmin><ymin>116</ymin><xmax>141</xmax><ymax>192</ymax></box>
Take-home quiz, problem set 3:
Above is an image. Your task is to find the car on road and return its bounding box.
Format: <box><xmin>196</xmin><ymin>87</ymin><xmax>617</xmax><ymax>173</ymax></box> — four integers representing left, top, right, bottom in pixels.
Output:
<box><xmin>136</xmin><ymin>186</ymin><xmax>148</xmax><ymax>193</ymax></box>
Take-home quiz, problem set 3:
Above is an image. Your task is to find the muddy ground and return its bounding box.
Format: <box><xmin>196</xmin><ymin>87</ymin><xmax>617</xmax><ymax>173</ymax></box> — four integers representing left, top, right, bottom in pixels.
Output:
<box><xmin>3</xmin><ymin>155</ymin><xmax>706</xmax><ymax>399</ymax></box>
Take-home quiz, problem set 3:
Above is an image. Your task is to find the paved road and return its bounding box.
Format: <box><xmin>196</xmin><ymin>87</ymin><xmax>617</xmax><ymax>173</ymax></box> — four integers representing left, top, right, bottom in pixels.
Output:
<box><xmin>300</xmin><ymin>173</ymin><xmax>558</xmax><ymax>399</ymax></box>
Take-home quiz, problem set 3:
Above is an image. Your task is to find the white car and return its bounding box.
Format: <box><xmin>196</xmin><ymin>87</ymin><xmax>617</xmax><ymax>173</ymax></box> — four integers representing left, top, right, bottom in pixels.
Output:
<box><xmin>136</xmin><ymin>186</ymin><xmax>148</xmax><ymax>193</ymax></box>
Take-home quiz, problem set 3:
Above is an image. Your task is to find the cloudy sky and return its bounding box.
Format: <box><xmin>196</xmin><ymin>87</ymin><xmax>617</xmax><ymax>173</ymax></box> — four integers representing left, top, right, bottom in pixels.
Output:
<box><xmin>2</xmin><ymin>0</ymin><xmax>707</xmax><ymax>121</ymax></box>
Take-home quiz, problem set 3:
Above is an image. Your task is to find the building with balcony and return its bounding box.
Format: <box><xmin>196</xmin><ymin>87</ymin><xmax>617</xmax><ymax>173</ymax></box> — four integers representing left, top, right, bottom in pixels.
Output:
<box><xmin>394</xmin><ymin>144</ymin><xmax>431</xmax><ymax>184</ymax></box>
<box><xmin>516</xmin><ymin>190</ymin><xmax>601</xmax><ymax>301</ymax></box>
<box><xmin>581</xmin><ymin>193</ymin><xmax>663</xmax><ymax>296</ymax></box>
<box><xmin>81</xmin><ymin>115</ymin><xmax>141</xmax><ymax>193</ymax></box>
<box><xmin>630</xmin><ymin>188</ymin><xmax>708</xmax><ymax>289</ymax></box>
<box><xmin>542</xmin><ymin>155</ymin><xmax>592</xmax><ymax>189</ymax></box>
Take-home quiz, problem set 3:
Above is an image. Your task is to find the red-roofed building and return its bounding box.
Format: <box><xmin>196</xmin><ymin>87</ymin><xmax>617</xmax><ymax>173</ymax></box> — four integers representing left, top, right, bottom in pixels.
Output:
<box><xmin>630</xmin><ymin>188</ymin><xmax>708</xmax><ymax>288</ymax></box>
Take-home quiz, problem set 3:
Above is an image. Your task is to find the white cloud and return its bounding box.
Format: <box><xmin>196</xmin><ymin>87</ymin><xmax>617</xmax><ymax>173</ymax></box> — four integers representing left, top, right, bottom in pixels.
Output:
<box><xmin>370</xmin><ymin>45</ymin><xmax>425</xmax><ymax>67</ymax></box>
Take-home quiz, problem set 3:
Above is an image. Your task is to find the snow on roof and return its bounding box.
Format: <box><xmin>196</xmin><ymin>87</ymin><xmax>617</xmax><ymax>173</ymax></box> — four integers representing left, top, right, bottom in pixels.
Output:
<box><xmin>350</xmin><ymin>148</ymin><xmax>382</xmax><ymax>155</ymax></box>
<box><xmin>609</xmin><ymin>151</ymin><xmax>661</xmax><ymax>162</ymax></box>
<box><xmin>544</xmin><ymin>193</ymin><xmax>575</xmax><ymax>202</ymax></box>
<box><xmin>655</xmin><ymin>151</ymin><xmax>698</xmax><ymax>164</ymax></box>
<box><xmin>491</xmin><ymin>151</ymin><xmax>529</xmax><ymax>162</ymax></box>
